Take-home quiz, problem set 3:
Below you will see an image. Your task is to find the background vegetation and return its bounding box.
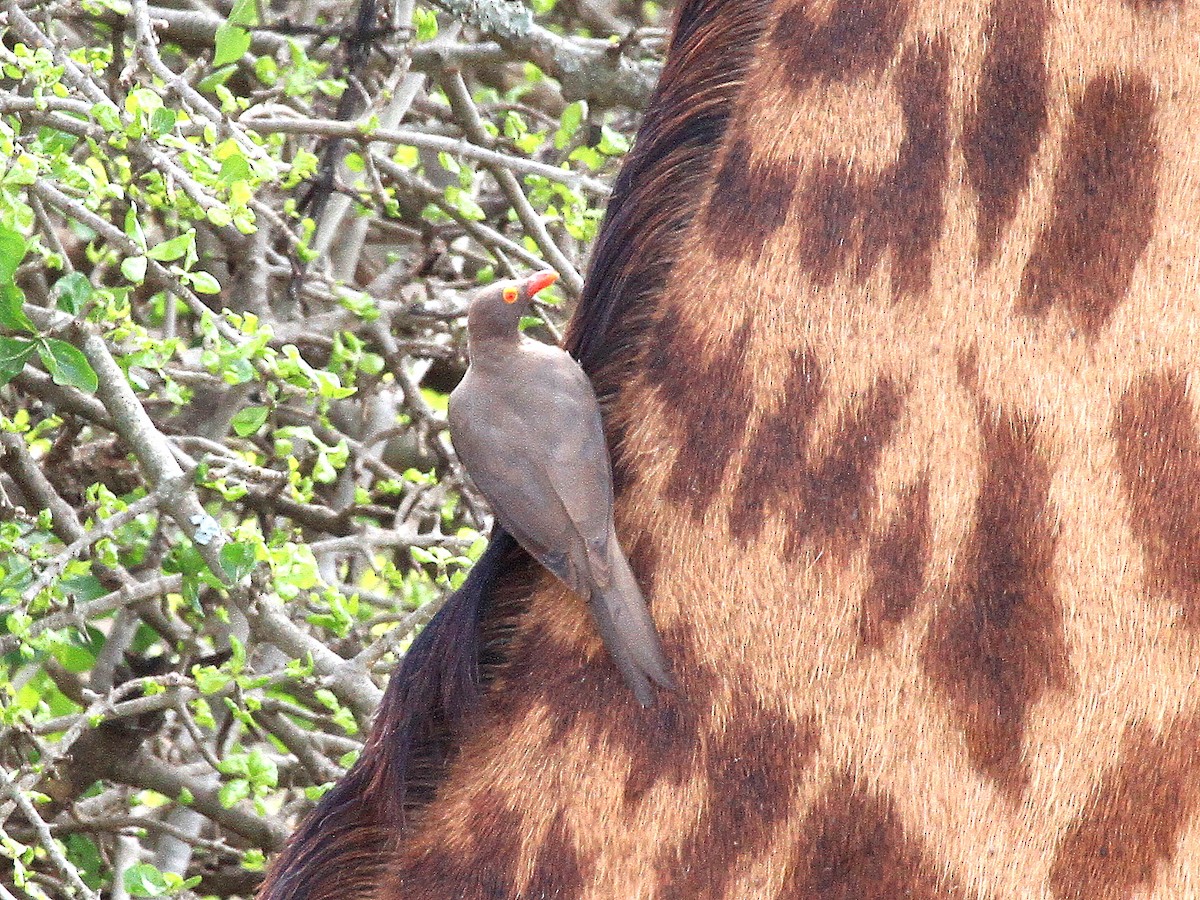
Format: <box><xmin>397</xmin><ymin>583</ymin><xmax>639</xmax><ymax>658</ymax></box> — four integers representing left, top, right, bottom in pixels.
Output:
<box><xmin>0</xmin><ymin>0</ymin><xmax>663</xmax><ymax>895</ymax></box>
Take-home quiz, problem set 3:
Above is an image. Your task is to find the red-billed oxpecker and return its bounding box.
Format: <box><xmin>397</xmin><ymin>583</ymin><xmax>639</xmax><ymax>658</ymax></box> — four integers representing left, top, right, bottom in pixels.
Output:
<box><xmin>448</xmin><ymin>270</ymin><xmax>673</xmax><ymax>706</ymax></box>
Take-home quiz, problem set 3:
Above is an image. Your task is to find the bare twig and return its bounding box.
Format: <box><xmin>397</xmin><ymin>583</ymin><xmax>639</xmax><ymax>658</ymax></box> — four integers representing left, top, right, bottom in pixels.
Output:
<box><xmin>442</xmin><ymin>69</ymin><xmax>583</xmax><ymax>294</ymax></box>
<box><xmin>22</xmin><ymin>493</ymin><xmax>161</xmax><ymax>605</ymax></box>
<box><xmin>427</xmin><ymin>0</ymin><xmax>659</xmax><ymax>106</ymax></box>
<box><xmin>0</xmin><ymin>768</ymin><xmax>101</xmax><ymax>899</ymax></box>
<box><xmin>243</xmin><ymin>116</ymin><xmax>610</xmax><ymax>195</ymax></box>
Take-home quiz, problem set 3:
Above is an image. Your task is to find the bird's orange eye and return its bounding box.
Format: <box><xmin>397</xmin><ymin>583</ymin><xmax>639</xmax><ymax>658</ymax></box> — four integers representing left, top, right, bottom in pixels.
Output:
<box><xmin>502</xmin><ymin>286</ymin><xmax>519</xmax><ymax>304</ymax></box>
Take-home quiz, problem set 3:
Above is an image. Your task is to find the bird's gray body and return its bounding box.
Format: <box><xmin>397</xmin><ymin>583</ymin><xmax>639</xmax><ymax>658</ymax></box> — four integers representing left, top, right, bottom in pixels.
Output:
<box><xmin>448</xmin><ymin>276</ymin><xmax>672</xmax><ymax>705</ymax></box>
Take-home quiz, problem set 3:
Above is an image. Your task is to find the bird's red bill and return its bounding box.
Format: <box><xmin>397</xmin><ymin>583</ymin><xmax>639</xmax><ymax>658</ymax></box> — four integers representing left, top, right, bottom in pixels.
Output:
<box><xmin>526</xmin><ymin>270</ymin><xmax>559</xmax><ymax>297</ymax></box>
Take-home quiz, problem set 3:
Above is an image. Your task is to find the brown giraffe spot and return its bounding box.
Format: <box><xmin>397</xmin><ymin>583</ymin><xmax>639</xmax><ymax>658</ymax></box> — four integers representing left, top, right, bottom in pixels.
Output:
<box><xmin>477</xmin><ymin>529</ymin><xmax>709</xmax><ymax>810</ymax></box>
<box><xmin>729</xmin><ymin>347</ymin><xmax>825</xmax><ymax>542</ymax></box>
<box><xmin>1125</xmin><ymin>0</ymin><xmax>1180</xmax><ymax>9</ymax></box>
<box><xmin>964</xmin><ymin>0</ymin><xmax>1049</xmax><ymax>263</ymax></box>
<box><xmin>657</xmin><ymin>703</ymin><xmax>819</xmax><ymax>899</ymax></box>
<box><xmin>789</xmin><ymin>377</ymin><xmax>905</xmax><ymax>557</ymax></box>
<box><xmin>625</xmin><ymin>528</ymin><xmax>661</xmax><ymax>600</ymax></box>
<box><xmin>770</xmin><ymin>0</ymin><xmax>911</xmax><ymax>90</ymax></box>
<box><xmin>779</xmin><ymin>774</ymin><xmax>973</xmax><ymax>899</ymax></box>
<box><xmin>860</xmin><ymin>478</ymin><xmax>932</xmax><ymax>649</ymax></box>
<box><xmin>620</xmin><ymin>623</ymin><xmax>720</xmax><ymax>805</ymax></box>
<box><xmin>797</xmin><ymin>38</ymin><xmax>951</xmax><ymax>300</ymax></box>
<box><xmin>526</xmin><ymin>810</ymin><xmax>590</xmax><ymax>898</ymax></box>
<box><xmin>1018</xmin><ymin>73</ymin><xmax>1158</xmax><ymax>334</ymax></box>
<box><xmin>649</xmin><ymin>307</ymin><xmax>755</xmax><ymax>518</ymax></box>
<box><xmin>923</xmin><ymin>381</ymin><xmax>1069</xmax><ymax>795</ymax></box>
<box><xmin>619</xmin><ymin>695</ymin><xmax>702</xmax><ymax>806</ymax></box>
<box><xmin>497</xmin><ymin>619</ymin><xmax>717</xmax><ymax>825</ymax></box>
<box><xmin>494</xmin><ymin>615</ymin><xmax>709</xmax><ymax>809</ymax></box>
<box><xmin>731</xmin><ymin>356</ymin><xmax>904</xmax><ymax>559</ymax></box>
<box><xmin>393</xmin><ymin>788</ymin><xmax>523</xmax><ymax>897</ymax></box>
<box><xmin>1113</xmin><ymin>372</ymin><xmax>1200</xmax><ymax>622</ymax></box>
<box><xmin>704</xmin><ymin>138</ymin><xmax>796</xmax><ymax>261</ymax></box>
<box><xmin>499</xmin><ymin>618</ymin><xmax>625</xmax><ymax>744</ymax></box>
<box><xmin>1049</xmin><ymin>717</ymin><xmax>1200</xmax><ymax>900</ymax></box>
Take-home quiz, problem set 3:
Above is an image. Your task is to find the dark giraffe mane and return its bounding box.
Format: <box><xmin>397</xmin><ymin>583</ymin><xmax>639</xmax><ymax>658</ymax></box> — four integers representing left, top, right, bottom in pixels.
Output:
<box><xmin>256</xmin><ymin>2</ymin><xmax>771</xmax><ymax>898</ymax></box>
<box><xmin>256</xmin><ymin>532</ymin><xmax>532</xmax><ymax>900</ymax></box>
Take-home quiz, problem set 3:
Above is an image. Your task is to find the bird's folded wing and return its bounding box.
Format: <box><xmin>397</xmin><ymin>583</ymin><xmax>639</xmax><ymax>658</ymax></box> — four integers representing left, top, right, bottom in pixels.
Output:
<box><xmin>533</xmin><ymin>365</ymin><xmax>616</xmax><ymax>587</ymax></box>
<box><xmin>449</xmin><ymin>350</ymin><xmax>617</xmax><ymax>593</ymax></box>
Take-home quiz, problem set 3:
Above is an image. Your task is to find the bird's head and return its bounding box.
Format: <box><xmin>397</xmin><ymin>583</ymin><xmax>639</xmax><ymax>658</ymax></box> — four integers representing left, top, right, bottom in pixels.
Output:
<box><xmin>466</xmin><ymin>270</ymin><xmax>559</xmax><ymax>340</ymax></box>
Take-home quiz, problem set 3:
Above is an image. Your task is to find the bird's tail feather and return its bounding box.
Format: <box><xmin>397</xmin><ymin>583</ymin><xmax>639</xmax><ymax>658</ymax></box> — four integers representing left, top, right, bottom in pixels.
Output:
<box><xmin>588</xmin><ymin>534</ymin><xmax>674</xmax><ymax>706</ymax></box>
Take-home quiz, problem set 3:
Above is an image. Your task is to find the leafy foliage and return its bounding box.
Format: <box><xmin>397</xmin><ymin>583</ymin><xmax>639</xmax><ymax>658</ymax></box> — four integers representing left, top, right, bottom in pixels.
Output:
<box><xmin>0</xmin><ymin>0</ymin><xmax>665</xmax><ymax>895</ymax></box>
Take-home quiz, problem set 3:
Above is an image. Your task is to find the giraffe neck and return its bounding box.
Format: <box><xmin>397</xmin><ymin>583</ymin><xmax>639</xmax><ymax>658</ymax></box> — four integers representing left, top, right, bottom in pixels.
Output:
<box><xmin>320</xmin><ymin>2</ymin><xmax>1200</xmax><ymax>897</ymax></box>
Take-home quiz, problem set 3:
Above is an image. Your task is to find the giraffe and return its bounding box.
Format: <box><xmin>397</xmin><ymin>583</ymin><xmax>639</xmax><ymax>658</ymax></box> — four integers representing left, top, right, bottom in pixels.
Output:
<box><xmin>259</xmin><ymin>0</ymin><xmax>1200</xmax><ymax>897</ymax></box>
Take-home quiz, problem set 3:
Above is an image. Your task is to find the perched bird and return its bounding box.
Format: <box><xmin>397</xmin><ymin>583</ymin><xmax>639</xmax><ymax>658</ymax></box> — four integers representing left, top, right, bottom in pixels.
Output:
<box><xmin>448</xmin><ymin>271</ymin><xmax>673</xmax><ymax>706</ymax></box>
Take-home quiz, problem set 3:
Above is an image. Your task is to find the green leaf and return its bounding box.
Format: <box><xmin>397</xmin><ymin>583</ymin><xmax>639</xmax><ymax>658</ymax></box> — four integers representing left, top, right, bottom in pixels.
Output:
<box><xmin>228</xmin><ymin>0</ymin><xmax>258</xmax><ymax>25</ymax></box>
<box><xmin>254</xmin><ymin>55</ymin><xmax>278</xmax><ymax>84</ymax></box>
<box><xmin>444</xmin><ymin>186</ymin><xmax>485</xmax><ymax>221</ymax></box>
<box><xmin>51</xmin><ymin>641</ymin><xmax>96</xmax><ymax>674</ymax></box>
<box><xmin>246</xmin><ymin>749</ymin><xmax>278</xmax><ymax>786</ymax></box>
<box><xmin>568</xmin><ymin>145</ymin><xmax>605</xmax><ymax>171</ymax></box>
<box><xmin>125</xmin><ymin>862</ymin><xmax>169</xmax><ymax>897</ymax></box>
<box><xmin>146</xmin><ymin>232</ymin><xmax>194</xmax><ymax>263</ymax></box>
<box><xmin>414</xmin><ymin>8</ymin><xmax>438</xmax><ymax>41</ymax></box>
<box><xmin>0</xmin><ymin>283</ymin><xmax>34</xmax><ymax>334</ymax></box>
<box><xmin>193</xmin><ymin>665</ymin><xmax>230</xmax><ymax>694</ymax></box>
<box><xmin>0</xmin><ymin>337</ymin><xmax>35</xmax><ymax>386</ymax></box>
<box><xmin>37</xmin><ymin>339</ymin><xmax>98</xmax><ymax>392</ymax></box>
<box><xmin>91</xmin><ymin>101</ymin><xmax>122</xmax><ymax>131</ymax></box>
<box><xmin>218</xmin><ymin>754</ymin><xmax>250</xmax><ymax>778</ymax></box>
<box><xmin>219</xmin><ymin>154</ymin><xmax>251</xmax><ymax>183</ymax></box>
<box><xmin>198</xmin><ymin>64</ymin><xmax>237</xmax><ymax>93</ymax></box>
<box><xmin>149</xmin><ymin>106</ymin><xmax>177</xmax><ymax>137</ymax></box>
<box><xmin>229</xmin><ymin>633</ymin><xmax>246</xmax><ymax>672</ymax></box>
<box><xmin>190</xmin><ymin>271</ymin><xmax>221</xmax><ymax>294</ymax></box>
<box><xmin>518</xmin><ymin>315</ymin><xmax>544</xmax><ymax>332</ymax></box>
<box><xmin>335</xmin><ymin>289</ymin><xmax>378</xmax><ymax>321</ymax></box>
<box><xmin>218</xmin><ymin>778</ymin><xmax>250</xmax><ymax>809</ymax></box>
<box><xmin>503</xmin><ymin>111</ymin><xmax>527</xmax><ymax>140</ymax></box>
<box><xmin>0</xmin><ymin>226</ymin><xmax>27</xmax><ymax>282</ymax></box>
<box><xmin>394</xmin><ymin>145</ymin><xmax>419</xmax><ymax>169</ymax></box>
<box><xmin>555</xmin><ymin>100</ymin><xmax>586</xmax><ymax>150</ymax></box>
<box><xmin>0</xmin><ymin>228</ymin><xmax>34</xmax><ymax>334</ymax></box>
<box><xmin>231</xmin><ymin>405</ymin><xmax>269</xmax><ymax>436</ymax></box>
<box><xmin>125</xmin><ymin>88</ymin><xmax>163</xmax><ymax>118</ymax></box>
<box><xmin>206</xmin><ymin>205</ymin><xmax>233</xmax><ymax>228</ymax></box>
<box><xmin>597</xmin><ymin>125</ymin><xmax>630</xmax><ymax>156</ymax></box>
<box><xmin>219</xmin><ymin>541</ymin><xmax>257</xmax><ymax>582</ymax></box>
<box><xmin>124</xmin><ymin>205</ymin><xmax>146</xmax><ymax>248</ymax></box>
<box><xmin>61</xmin><ymin>574</ymin><xmax>107</xmax><ymax>602</ymax></box>
<box><xmin>37</xmin><ymin>126</ymin><xmax>79</xmax><ymax>156</ymax></box>
<box><xmin>214</xmin><ymin>23</ymin><xmax>252</xmax><ymax>67</ymax></box>
<box><xmin>54</xmin><ymin>272</ymin><xmax>94</xmax><ymax>314</ymax></box>
<box><xmin>515</xmin><ymin>132</ymin><xmax>544</xmax><ymax>154</ymax></box>
<box><xmin>121</xmin><ymin>255</ymin><xmax>147</xmax><ymax>284</ymax></box>
<box><xmin>64</xmin><ymin>834</ymin><xmax>103</xmax><ymax>890</ymax></box>
<box><xmin>2</xmin><ymin>154</ymin><xmax>36</xmax><ymax>187</ymax></box>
